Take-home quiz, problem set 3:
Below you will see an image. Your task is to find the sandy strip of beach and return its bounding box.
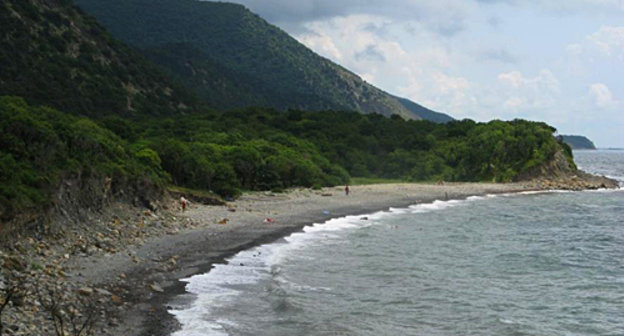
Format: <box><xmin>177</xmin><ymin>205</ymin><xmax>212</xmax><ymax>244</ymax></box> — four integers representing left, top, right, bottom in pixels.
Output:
<box><xmin>58</xmin><ymin>182</ymin><xmax>535</xmax><ymax>336</ymax></box>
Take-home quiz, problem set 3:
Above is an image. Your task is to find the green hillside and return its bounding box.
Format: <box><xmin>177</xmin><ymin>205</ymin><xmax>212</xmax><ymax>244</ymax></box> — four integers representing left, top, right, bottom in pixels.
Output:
<box><xmin>0</xmin><ymin>0</ymin><xmax>195</xmax><ymax>117</ymax></box>
<box><xmin>73</xmin><ymin>0</ymin><xmax>452</xmax><ymax>121</ymax></box>
<box><xmin>557</xmin><ymin>135</ymin><xmax>597</xmax><ymax>150</ymax></box>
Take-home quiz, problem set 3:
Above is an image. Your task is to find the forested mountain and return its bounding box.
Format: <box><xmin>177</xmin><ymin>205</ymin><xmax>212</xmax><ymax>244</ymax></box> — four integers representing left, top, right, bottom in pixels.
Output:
<box><xmin>557</xmin><ymin>135</ymin><xmax>597</xmax><ymax>150</ymax></box>
<box><xmin>73</xmin><ymin>0</ymin><xmax>453</xmax><ymax>122</ymax></box>
<box><xmin>0</xmin><ymin>0</ymin><xmax>195</xmax><ymax>117</ymax></box>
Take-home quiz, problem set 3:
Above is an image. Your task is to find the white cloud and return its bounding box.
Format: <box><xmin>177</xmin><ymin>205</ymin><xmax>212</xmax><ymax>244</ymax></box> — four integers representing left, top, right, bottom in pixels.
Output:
<box><xmin>297</xmin><ymin>31</ymin><xmax>343</xmax><ymax>61</ymax></box>
<box><xmin>588</xmin><ymin>26</ymin><xmax>624</xmax><ymax>58</ymax></box>
<box><xmin>498</xmin><ymin>70</ymin><xmax>560</xmax><ymax>92</ymax></box>
<box><xmin>589</xmin><ymin>83</ymin><xmax>618</xmax><ymax>108</ymax></box>
<box><xmin>294</xmin><ymin>15</ymin><xmax>460</xmax><ymax>97</ymax></box>
<box><xmin>495</xmin><ymin>70</ymin><xmax>562</xmax><ymax>114</ymax></box>
<box><xmin>475</xmin><ymin>0</ymin><xmax>624</xmax><ymax>15</ymax></box>
<box><xmin>399</xmin><ymin>72</ymin><xmax>479</xmax><ymax>117</ymax></box>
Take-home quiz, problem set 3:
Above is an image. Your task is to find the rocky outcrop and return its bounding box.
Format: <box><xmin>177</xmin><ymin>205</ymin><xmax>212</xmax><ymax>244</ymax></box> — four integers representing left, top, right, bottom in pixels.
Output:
<box><xmin>532</xmin><ymin>172</ymin><xmax>619</xmax><ymax>191</ymax></box>
<box><xmin>520</xmin><ymin>150</ymin><xmax>619</xmax><ymax>190</ymax></box>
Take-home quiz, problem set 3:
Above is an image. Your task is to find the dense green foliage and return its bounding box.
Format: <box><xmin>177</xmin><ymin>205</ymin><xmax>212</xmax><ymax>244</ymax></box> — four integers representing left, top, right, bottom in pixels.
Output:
<box><xmin>101</xmin><ymin>107</ymin><xmax>568</xmax><ymax>195</ymax></box>
<box><xmin>557</xmin><ymin>135</ymin><xmax>596</xmax><ymax>150</ymax></box>
<box><xmin>122</xmin><ymin>111</ymin><xmax>351</xmax><ymax>196</ymax></box>
<box><xmin>183</xmin><ymin>108</ymin><xmax>567</xmax><ymax>183</ymax></box>
<box><xmin>0</xmin><ymin>97</ymin><xmax>166</xmax><ymax>220</ymax></box>
<box><xmin>73</xmin><ymin>0</ymin><xmax>452</xmax><ymax>122</ymax></box>
<box><xmin>0</xmin><ymin>0</ymin><xmax>195</xmax><ymax>117</ymax></box>
<box><xmin>0</xmin><ymin>95</ymin><xmax>571</xmax><ymax>222</ymax></box>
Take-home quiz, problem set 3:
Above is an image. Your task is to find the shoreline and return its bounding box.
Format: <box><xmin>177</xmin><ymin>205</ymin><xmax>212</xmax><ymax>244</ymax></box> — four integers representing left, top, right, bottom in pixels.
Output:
<box><xmin>2</xmin><ymin>180</ymin><xmax>618</xmax><ymax>336</ymax></box>
<box><xmin>101</xmin><ymin>183</ymin><xmax>536</xmax><ymax>336</ymax></box>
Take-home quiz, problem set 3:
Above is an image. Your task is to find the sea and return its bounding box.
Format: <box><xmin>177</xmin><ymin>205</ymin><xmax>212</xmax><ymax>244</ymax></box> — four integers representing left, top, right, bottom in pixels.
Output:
<box><xmin>169</xmin><ymin>149</ymin><xmax>624</xmax><ymax>336</ymax></box>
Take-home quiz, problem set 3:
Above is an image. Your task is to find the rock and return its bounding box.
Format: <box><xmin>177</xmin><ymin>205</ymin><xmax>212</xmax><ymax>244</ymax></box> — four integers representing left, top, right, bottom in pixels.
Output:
<box><xmin>110</xmin><ymin>295</ymin><xmax>123</xmax><ymax>305</ymax></box>
<box><xmin>4</xmin><ymin>255</ymin><xmax>26</xmax><ymax>272</ymax></box>
<box><xmin>147</xmin><ymin>201</ymin><xmax>159</xmax><ymax>211</ymax></box>
<box><xmin>95</xmin><ymin>288</ymin><xmax>112</xmax><ymax>296</ymax></box>
<box><xmin>149</xmin><ymin>283</ymin><xmax>164</xmax><ymax>293</ymax></box>
<box><xmin>77</xmin><ymin>287</ymin><xmax>94</xmax><ymax>296</ymax></box>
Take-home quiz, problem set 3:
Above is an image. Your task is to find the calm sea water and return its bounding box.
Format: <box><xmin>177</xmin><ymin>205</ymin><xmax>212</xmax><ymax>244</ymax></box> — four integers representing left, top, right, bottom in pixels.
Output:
<box><xmin>170</xmin><ymin>150</ymin><xmax>624</xmax><ymax>336</ymax></box>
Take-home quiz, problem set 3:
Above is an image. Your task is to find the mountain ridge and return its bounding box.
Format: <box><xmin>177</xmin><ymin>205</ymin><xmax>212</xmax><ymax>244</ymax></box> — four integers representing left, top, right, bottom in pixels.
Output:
<box><xmin>73</xmin><ymin>0</ymin><xmax>454</xmax><ymax>122</ymax></box>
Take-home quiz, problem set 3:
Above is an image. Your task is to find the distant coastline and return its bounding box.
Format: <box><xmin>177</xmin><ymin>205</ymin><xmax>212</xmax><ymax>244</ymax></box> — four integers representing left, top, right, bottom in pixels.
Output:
<box><xmin>558</xmin><ymin>135</ymin><xmax>597</xmax><ymax>150</ymax></box>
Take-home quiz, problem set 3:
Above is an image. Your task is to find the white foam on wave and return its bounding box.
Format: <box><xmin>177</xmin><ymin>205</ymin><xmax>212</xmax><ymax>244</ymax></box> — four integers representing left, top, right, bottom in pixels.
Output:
<box><xmin>466</xmin><ymin>195</ymin><xmax>486</xmax><ymax>201</ymax></box>
<box><xmin>409</xmin><ymin>199</ymin><xmax>465</xmax><ymax>213</ymax></box>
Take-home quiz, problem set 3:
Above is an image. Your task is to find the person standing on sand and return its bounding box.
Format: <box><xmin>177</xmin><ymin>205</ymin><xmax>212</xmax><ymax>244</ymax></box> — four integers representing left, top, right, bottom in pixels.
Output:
<box><xmin>345</xmin><ymin>185</ymin><xmax>350</xmax><ymax>196</ymax></box>
<box><xmin>180</xmin><ymin>196</ymin><xmax>188</xmax><ymax>211</ymax></box>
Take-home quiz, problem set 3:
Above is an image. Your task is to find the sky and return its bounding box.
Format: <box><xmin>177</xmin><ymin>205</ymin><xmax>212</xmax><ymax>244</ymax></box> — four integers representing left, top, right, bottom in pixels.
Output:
<box><xmin>226</xmin><ymin>0</ymin><xmax>623</xmax><ymax>148</ymax></box>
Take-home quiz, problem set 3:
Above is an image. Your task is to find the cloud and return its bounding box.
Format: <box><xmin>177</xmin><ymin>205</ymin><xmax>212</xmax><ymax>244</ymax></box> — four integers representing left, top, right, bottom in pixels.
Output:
<box><xmin>589</xmin><ymin>83</ymin><xmax>618</xmax><ymax>108</ymax></box>
<box><xmin>228</xmin><ymin>0</ymin><xmax>624</xmax><ymax>29</ymax></box>
<box><xmin>498</xmin><ymin>70</ymin><xmax>560</xmax><ymax>92</ymax></box>
<box><xmin>496</xmin><ymin>70</ymin><xmax>561</xmax><ymax>112</ymax></box>
<box><xmin>588</xmin><ymin>26</ymin><xmax>624</xmax><ymax>58</ymax></box>
<box><xmin>355</xmin><ymin>45</ymin><xmax>386</xmax><ymax>62</ymax></box>
<box><xmin>474</xmin><ymin>0</ymin><xmax>624</xmax><ymax>15</ymax></box>
<box><xmin>297</xmin><ymin>31</ymin><xmax>343</xmax><ymax>61</ymax></box>
<box><xmin>479</xmin><ymin>49</ymin><xmax>518</xmax><ymax>64</ymax></box>
<box><xmin>226</xmin><ymin>0</ymin><xmax>475</xmax><ymax>36</ymax></box>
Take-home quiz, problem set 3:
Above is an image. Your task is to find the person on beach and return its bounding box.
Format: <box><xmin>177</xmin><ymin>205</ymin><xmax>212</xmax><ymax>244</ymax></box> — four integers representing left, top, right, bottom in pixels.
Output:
<box><xmin>345</xmin><ymin>185</ymin><xmax>350</xmax><ymax>196</ymax></box>
<box><xmin>180</xmin><ymin>196</ymin><xmax>188</xmax><ymax>211</ymax></box>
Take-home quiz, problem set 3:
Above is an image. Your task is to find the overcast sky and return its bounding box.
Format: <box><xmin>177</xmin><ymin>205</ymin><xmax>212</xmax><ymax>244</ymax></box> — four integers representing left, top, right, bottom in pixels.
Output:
<box><xmin>226</xmin><ymin>0</ymin><xmax>623</xmax><ymax>147</ymax></box>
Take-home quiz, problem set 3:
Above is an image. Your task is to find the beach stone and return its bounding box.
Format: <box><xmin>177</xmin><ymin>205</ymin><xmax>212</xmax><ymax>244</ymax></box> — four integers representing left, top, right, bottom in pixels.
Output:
<box><xmin>4</xmin><ymin>255</ymin><xmax>26</xmax><ymax>272</ymax></box>
<box><xmin>149</xmin><ymin>283</ymin><xmax>164</xmax><ymax>293</ymax></box>
<box><xmin>110</xmin><ymin>295</ymin><xmax>123</xmax><ymax>305</ymax></box>
<box><xmin>77</xmin><ymin>287</ymin><xmax>93</xmax><ymax>296</ymax></box>
<box><xmin>95</xmin><ymin>288</ymin><xmax>112</xmax><ymax>296</ymax></box>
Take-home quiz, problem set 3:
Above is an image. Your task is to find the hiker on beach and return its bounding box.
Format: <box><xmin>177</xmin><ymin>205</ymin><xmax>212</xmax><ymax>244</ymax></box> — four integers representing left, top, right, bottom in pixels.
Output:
<box><xmin>345</xmin><ymin>185</ymin><xmax>350</xmax><ymax>196</ymax></box>
<box><xmin>180</xmin><ymin>196</ymin><xmax>188</xmax><ymax>211</ymax></box>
